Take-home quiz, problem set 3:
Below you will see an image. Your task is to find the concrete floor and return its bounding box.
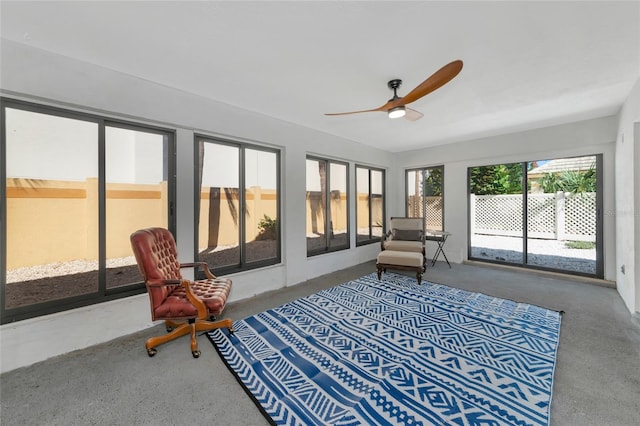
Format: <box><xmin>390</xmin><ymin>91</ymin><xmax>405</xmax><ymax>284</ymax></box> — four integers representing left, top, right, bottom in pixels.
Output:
<box><xmin>1</xmin><ymin>261</ymin><xmax>639</xmax><ymax>425</ymax></box>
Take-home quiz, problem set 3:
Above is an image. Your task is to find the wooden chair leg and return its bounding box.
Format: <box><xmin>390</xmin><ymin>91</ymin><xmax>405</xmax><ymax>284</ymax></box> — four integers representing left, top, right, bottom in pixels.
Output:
<box><xmin>194</xmin><ymin>318</ymin><xmax>234</xmax><ymax>333</ymax></box>
<box><xmin>190</xmin><ymin>321</ymin><xmax>200</xmax><ymax>358</ymax></box>
<box><xmin>191</xmin><ymin>318</ymin><xmax>234</xmax><ymax>358</ymax></box>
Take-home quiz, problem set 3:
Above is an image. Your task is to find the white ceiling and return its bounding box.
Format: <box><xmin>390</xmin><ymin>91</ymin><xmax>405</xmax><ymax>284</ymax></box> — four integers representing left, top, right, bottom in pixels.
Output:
<box><xmin>1</xmin><ymin>1</ymin><xmax>638</xmax><ymax>152</ymax></box>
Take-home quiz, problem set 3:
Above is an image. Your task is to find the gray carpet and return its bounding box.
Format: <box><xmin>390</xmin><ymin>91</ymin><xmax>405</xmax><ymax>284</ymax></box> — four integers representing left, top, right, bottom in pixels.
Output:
<box><xmin>1</xmin><ymin>261</ymin><xmax>639</xmax><ymax>426</ymax></box>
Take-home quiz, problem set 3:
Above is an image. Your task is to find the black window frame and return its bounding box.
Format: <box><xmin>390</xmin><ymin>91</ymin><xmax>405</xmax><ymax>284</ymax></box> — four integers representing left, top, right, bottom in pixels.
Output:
<box><xmin>355</xmin><ymin>164</ymin><xmax>386</xmax><ymax>246</ymax></box>
<box><xmin>194</xmin><ymin>136</ymin><xmax>281</xmax><ymax>275</ymax></box>
<box><xmin>0</xmin><ymin>97</ymin><xmax>176</xmax><ymax>324</ymax></box>
<box><xmin>306</xmin><ymin>156</ymin><xmax>350</xmax><ymax>257</ymax></box>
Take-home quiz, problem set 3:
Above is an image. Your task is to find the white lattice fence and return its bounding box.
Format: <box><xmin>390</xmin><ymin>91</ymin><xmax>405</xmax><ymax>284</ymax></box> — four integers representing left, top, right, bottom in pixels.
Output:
<box><xmin>425</xmin><ymin>196</ymin><xmax>443</xmax><ymax>230</ymax></box>
<box><xmin>470</xmin><ymin>192</ymin><xmax>596</xmax><ymax>242</ymax></box>
<box><xmin>471</xmin><ymin>194</ymin><xmax>522</xmax><ymax>236</ymax></box>
<box><xmin>407</xmin><ymin>196</ymin><xmax>443</xmax><ymax>231</ymax></box>
<box><xmin>564</xmin><ymin>193</ymin><xmax>596</xmax><ymax>241</ymax></box>
<box><xmin>527</xmin><ymin>194</ymin><xmax>556</xmax><ymax>238</ymax></box>
<box><xmin>407</xmin><ymin>195</ymin><xmax>423</xmax><ymax>218</ymax></box>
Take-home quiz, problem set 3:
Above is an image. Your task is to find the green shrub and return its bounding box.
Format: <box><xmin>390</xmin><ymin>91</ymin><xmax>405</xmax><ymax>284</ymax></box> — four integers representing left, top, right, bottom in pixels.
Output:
<box><xmin>256</xmin><ymin>214</ymin><xmax>277</xmax><ymax>240</ymax></box>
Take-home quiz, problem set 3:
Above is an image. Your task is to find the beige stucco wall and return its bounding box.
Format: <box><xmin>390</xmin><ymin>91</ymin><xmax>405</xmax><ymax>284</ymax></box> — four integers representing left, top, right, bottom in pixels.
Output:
<box><xmin>7</xmin><ymin>179</ymin><xmax>167</xmax><ymax>269</ymax></box>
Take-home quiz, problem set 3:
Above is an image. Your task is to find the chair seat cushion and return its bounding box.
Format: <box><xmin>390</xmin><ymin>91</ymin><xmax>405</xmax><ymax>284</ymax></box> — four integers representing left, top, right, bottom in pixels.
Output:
<box><xmin>154</xmin><ymin>278</ymin><xmax>232</xmax><ymax>319</ymax></box>
<box><xmin>377</xmin><ymin>250</ymin><xmax>423</xmax><ymax>267</ymax></box>
<box><xmin>383</xmin><ymin>240</ymin><xmax>423</xmax><ymax>253</ymax></box>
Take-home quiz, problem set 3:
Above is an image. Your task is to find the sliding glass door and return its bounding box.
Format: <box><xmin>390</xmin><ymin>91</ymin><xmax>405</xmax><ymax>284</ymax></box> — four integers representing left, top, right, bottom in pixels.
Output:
<box><xmin>468</xmin><ymin>155</ymin><xmax>602</xmax><ymax>278</ymax></box>
<box><xmin>526</xmin><ymin>156</ymin><xmax>600</xmax><ymax>275</ymax></box>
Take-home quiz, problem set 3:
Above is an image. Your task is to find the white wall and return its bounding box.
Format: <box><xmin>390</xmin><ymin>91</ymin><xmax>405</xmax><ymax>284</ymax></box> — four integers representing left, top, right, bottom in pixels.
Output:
<box><xmin>0</xmin><ymin>39</ymin><xmax>635</xmax><ymax>374</ymax></box>
<box><xmin>636</xmin><ymin>120</ymin><xmax>640</xmax><ymax>315</ymax></box>
<box><xmin>0</xmin><ymin>40</ymin><xmax>390</xmax><ymax>373</ymax></box>
<box><xmin>391</xmin><ymin>116</ymin><xmax>618</xmax><ymax>282</ymax></box>
<box><xmin>615</xmin><ymin>77</ymin><xmax>640</xmax><ymax>314</ymax></box>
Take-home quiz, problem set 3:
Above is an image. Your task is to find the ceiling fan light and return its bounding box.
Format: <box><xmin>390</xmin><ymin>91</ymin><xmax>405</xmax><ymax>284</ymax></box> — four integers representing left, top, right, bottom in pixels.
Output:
<box><xmin>388</xmin><ymin>106</ymin><xmax>406</xmax><ymax>119</ymax></box>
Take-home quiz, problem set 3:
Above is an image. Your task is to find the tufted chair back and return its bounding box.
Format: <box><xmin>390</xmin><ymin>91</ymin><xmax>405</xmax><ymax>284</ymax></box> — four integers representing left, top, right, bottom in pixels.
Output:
<box><xmin>130</xmin><ymin>228</ymin><xmax>182</xmax><ymax>313</ymax></box>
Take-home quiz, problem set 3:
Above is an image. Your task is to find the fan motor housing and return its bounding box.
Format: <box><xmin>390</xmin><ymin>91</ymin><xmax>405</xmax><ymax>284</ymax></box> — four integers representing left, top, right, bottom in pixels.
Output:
<box><xmin>387</xmin><ymin>79</ymin><xmax>402</xmax><ymax>90</ymax></box>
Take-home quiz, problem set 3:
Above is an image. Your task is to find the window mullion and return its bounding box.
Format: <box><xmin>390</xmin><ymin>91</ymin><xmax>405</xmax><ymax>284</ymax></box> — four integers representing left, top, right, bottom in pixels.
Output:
<box><xmin>522</xmin><ymin>161</ymin><xmax>528</xmax><ymax>265</ymax></box>
<box><xmin>422</xmin><ymin>170</ymin><xmax>427</xmax><ymax>222</ymax></box>
<box><xmin>368</xmin><ymin>169</ymin><xmax>373</xmax><ymax>239</ymax></box>
<box><xmin>98</xmin><ymin>120</ymin><xmax>107</xmax><ymax>294</ymax></box>
<box><xmin>239</xmin><ymin>147</ymin><xmax>246</xmax><ymax>265</ymax></box>
<box><xmin>325</xmin><ymin>160</ymin><xmax>331</xmax><ymax>250</ymax></box>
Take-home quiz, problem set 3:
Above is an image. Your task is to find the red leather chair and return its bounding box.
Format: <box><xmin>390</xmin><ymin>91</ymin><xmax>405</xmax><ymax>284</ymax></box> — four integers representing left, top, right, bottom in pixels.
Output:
<box><xmin>130</xmin><ymin>227</ymin><xmax>233</xmax><ymax>358</ymax></box>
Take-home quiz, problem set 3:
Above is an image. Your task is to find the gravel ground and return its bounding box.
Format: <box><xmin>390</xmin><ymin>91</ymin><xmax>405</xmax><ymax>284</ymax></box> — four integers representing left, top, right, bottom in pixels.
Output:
<box><xmin>7</xmin><ymin>257</ymin><xmax>135</xmax><ymax>283</ymax></box>
<box><xmin>5</xmin><ymin>234</ymin><xmax>596</xmax><ymax>308</ymax></box>
<box><xmin>471</xmin><ymin>234</ymin><xmax>596</xmax><ymax>274</ymax></box>
<box><xmin>4</xmin><ymin>241</ymin><xmax>279</xmax><ymax>309</ymax></box>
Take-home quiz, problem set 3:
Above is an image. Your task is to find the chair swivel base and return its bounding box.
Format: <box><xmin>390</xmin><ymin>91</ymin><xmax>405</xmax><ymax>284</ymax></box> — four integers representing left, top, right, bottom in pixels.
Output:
<box><xmin>146</xmin><ymin>318</ymin><xmax>234</xmax><ymax>358</ymax></box>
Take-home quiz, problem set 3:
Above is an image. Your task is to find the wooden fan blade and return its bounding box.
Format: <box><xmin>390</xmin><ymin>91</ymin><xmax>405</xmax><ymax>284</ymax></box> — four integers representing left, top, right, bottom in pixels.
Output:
<box><xmin>404</xmin><ymin>108</ymin><xmax>423</xmax><ymax>121</ymax></box>
<box><xmin>399</xmin><ymin>60</ymin><xmax>463</xmax><ymax>106</ymax></box>
<box><xmin>324</xmin><ymin>107</ymin><xmax>385</xmax><ymax>116</ymax></box>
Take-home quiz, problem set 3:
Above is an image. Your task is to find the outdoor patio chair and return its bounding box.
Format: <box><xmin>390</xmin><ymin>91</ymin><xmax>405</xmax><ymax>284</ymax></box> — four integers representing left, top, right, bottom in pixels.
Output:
<box><xmin>130</xmin><ymin>227</ymin><xmax>233</xmax><ymax>358</ymax></box>
<box><xmin>381</xmin><ymin>216</ymin><xmax>426</xmax><ymax>271</ymax></box>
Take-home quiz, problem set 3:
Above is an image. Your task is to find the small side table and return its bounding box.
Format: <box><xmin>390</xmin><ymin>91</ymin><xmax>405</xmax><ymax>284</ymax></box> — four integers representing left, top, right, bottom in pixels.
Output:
<box><xmin>425</xmin><ymin>230</ymin><xmax>451</xmax><ymax>268</ymax></box>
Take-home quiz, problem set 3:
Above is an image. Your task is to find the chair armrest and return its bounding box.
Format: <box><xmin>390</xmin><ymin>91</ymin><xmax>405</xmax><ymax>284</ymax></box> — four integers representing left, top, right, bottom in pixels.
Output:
<box><xmin>381</xmin><ymin>230</ymin><xmax>392</xmax><ymax>250</ymax></box>
<box><xmin>180</xmin><ymin>279</ymin><xmax>208</xmax><ymax>319</ymax></box>
<box><xmin>147</xmin><ymin>278</ymin><xmax>208</xmax><ymax>319</ymax></box>
<box><xmin>180</xmin><ymin>262</ymin><xmax>218</xmax><ymax>279</ymax></box>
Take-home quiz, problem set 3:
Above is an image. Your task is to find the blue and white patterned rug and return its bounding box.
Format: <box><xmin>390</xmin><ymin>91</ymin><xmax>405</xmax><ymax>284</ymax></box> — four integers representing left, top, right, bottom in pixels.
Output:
<box><xmin>208</xmin><ymin>272</ymin><xmax>562</xmax><ymax>426</ymax></box>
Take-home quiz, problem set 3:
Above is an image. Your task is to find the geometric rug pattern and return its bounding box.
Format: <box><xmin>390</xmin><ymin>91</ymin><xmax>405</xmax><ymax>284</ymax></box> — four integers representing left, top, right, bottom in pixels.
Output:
<box><xmin>208</xmin><ymin>272</ymin><xmax>562</xmax><ymax>426</ymax></box>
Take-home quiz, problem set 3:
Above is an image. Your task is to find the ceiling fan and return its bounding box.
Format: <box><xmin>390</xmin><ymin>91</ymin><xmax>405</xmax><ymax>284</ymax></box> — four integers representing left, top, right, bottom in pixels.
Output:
<box><xmin>325</xmin><ymin>59</ymin><xmax>463</xmax><ymax>121</ymax></box>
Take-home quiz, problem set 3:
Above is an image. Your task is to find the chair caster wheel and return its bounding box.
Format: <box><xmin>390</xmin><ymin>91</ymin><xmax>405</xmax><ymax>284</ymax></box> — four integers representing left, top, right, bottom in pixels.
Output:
<box><xmin>192</xmin><ymin>350</ymin><xmax>201</xmax><ymax>358</ymax></box>
<box><xmin>166</xmin><ymin>326</ymin><xmax>174</xmax><ymax>333</ymax></box>
<box><xmin>147</xmin><ymin>348</ymin><xmax>157</xmax><ymax>357</ymax></box>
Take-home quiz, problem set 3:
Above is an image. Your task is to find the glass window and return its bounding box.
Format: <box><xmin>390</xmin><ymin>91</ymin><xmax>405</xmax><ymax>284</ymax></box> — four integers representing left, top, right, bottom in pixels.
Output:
<box><xmin>197</xmin><ymin>142</ymin><xmax>240</xmax><ymax>269</ymax></box>
<box><xmin>245</xmin><ymin>148</ymin><xmax>279</xmax><ymax>263</ymax></box>
<box><xmin>356</xmin><ymin>165</ymin><xmax>385</xmax><ymax>245</ymax></box>
<box><xmin>306</xmin><ymin>157</ymin><xmax>349</xmax><ymax>255</ymax></box>
<box><xmin>5</xmin><ymin>108</ymin><xmax>99</xmax><ymax>309</ymax></box>
<box><xmin>105</xmin><ymin>125</ymin><xmax>171</xmax><ymax>289</ymax></box>
<box><xmin>468</xmin><ymin>163</ymin><xmax>524</xmax><ymax>264</ymax></box>
<box><xmin>196</xmin><ymin>138</ymin><xmax>280</xmax><ymax>273</ymax></box>
<box><xmin>1</xmin><ymin>99</ymin><xmax>175</xmax><ymax>323</ymax></box>
<box><xmin>406</xmin><ymin>166</ymin><xmax>444</xmax><ymax>231</ymax></box>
